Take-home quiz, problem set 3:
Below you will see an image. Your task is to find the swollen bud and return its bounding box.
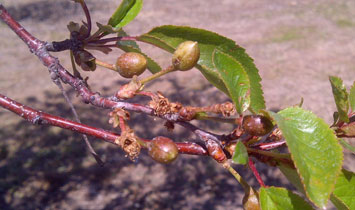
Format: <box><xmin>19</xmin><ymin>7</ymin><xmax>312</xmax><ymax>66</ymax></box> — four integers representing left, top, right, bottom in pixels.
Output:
<box><xmin>242</xmin><ymin>115</ymin><xmax>273</xmax><ymax>136</ymax></box>
<box><xmin>243</xmin><ymin>188</ymin><xmax>260</xmax><ymax>210</ymax></box>
<box><xmin>148</xmin><ymin>136</ymin><xmax>179</xmax><ymax>164</ymax></box>
<box><xmin>115</xmin><ymin>52</ymin><xmax>147</xmax><ymax>78</ymax></box>
<box><xmin>172</xmin><ymin>41</ymin><xmax>200</xmax><ymax>71</ymax></box>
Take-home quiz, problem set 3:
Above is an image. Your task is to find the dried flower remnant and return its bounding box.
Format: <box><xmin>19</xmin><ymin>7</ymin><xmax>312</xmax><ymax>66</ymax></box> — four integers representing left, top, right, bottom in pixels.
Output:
<box><xmin>115</xmin><ymin>129</ymin><xmax>141</xmax><ymax>161</ymax></box>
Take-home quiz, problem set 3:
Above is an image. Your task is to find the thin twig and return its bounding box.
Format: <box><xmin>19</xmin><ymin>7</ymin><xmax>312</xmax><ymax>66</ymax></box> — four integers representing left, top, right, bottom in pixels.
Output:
<box><xmin>86</xmin><ymin>36</ymin><xmax>138</xmax><ymax>45</ymax></box>
<box><xmin>222</xmin><ymin>162</ymin><xmax>251</xmax><ymax>191</ymax></box>
<box><xmin>53</xmin><ymin>78</ymin><xmax>104</xmax><ymax>166</ymax></box>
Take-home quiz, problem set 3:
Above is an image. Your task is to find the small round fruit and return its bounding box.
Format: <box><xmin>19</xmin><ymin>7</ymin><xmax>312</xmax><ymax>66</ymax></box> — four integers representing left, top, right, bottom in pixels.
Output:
<box><xmin>172</xmin><ymin>41</ymin><xmax>200</xmax><ymax>71</ymax></box>
<box><xmin>115</xmin><ymin>52</ymin><xmax>147</xmax><ymax>78</ymax></box>
<box><xmin>242</xmin><ymin>115</ymin><xmax>273</xmax><ymax>136</ymax></box>
<box><xmin>148</xmin><ymin>136</ymin><xmax>179</xmax><ymax>164</ymax></box>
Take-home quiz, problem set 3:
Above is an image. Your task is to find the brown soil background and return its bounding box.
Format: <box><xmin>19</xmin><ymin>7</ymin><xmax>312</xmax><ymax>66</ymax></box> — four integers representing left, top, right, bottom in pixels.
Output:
<box><xmin>0</xmin><ymin>0</ymin><xmax>354</xmax><ymax>209</ymax></box>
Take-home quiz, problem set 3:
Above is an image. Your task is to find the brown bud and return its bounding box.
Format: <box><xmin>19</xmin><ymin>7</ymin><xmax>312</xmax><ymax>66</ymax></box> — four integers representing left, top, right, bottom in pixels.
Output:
<box><xmin>148</xmin><ymin>136</ymin><xmax>179</xmax><ymax>164</ymax></box>
<box><xmin>242</xmin><ymin>115</ymin><xmax>273</xmax><ymax>136</ymax></box>
<box><xmin>172</xmin><ymin>41</ymin><xmax>200</xmax><ymax>71</ymax></box>
<box><xmin>206</xmin><ymin>139</ymin><xmax>227</xmax><ymax>163</ymax></box>
<box><xmin>115</xmin><ymin>76</ymin><xmax>141</xmax><ymax>99</ymax></box>
<box><xmin>73</xmin><ymin>50</ymin><xmax>96</xmax><ymax>71</ymax></box>
<box><xmin>115</xmin><ymin>52</ymin><xmax>147</xmax><ymax>78</ymax></box>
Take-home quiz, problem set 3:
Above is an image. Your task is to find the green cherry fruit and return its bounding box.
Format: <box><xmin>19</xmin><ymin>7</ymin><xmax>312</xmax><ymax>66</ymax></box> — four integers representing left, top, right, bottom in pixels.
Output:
<box><xmin>115</xmin><ymin>52</ymin><xmax>147</xmax><ymax>78</ymax></box>
<box><xmin>242</xmin><ymin>115</ymin><xmax>273</xmax><ymax>136</ymax></box>
<box><xmin>172</xmin><ymin>41</ymin><xmax>200</xmax><ymax>71</ymax></box>
<box><xmin>148</xmin><ymin>136</ymin><xmax>179</xmax><ymax>164</ymax></box>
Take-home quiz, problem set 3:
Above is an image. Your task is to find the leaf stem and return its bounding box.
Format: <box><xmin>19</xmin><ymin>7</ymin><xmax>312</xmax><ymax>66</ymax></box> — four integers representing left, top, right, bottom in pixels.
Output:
<box><xmin>247</xmin><ymin>148</ymin><xmax>291</xmax><ymax>160</ymax></box>
<box><xmin>86</xmin><ymin>36</ymin><xmax>138</xmax><ymax>45</ymax></box>
<box><xmin>248</xmin><ymin>157</ymin><xmax>265</xmax><ymax>187</ymax></box>
<box><xmin>222</xmin><ymin>162</ymin><xmax>251</xmax><ymax>191</ymax></box>
<box><xmin>78</xmin><ymin>0</ymin><xmax>91</xmax><ymax>39</ymax></box>
<box><xmin>139</xmin><ymin>65</ymin><xmax>176</xmax><ymax>85</ymax></box>
<box><xmin>95</xmin><ymin>59</ymin><xmax>116</xmax><ymax>71</ymax></box>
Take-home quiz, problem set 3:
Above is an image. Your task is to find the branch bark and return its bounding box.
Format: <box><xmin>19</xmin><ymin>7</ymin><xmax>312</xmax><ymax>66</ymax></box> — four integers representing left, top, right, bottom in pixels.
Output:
<box><xmin>0</xmin><ymin>93</ymin><xmax>208</xmax><ymax>156</ymax></box>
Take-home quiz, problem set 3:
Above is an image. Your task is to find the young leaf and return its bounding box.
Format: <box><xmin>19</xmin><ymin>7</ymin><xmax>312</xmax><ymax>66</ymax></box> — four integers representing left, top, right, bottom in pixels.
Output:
<box><xmin>329</xmin><ymin>76</ymin><xmax>349</xmax><ymax>123</ymax></box>
<box><xmin>331</xmin><ymin>169</ymin><xmax>355</xmax><ymax>210</ymax></box>
<box><xmin>213</xmin><ymin>49</ymin><xmax>250</xmax><ymax>114</ymax></box>
<box><xmin>270</xmin><ymin>107</ymin><xmax>343</xmax><ymax>208</ymax></box>
<box><xmin>96</xmin><ymin>22</ymin><xmax>118</xmax><ymax>34</ymax></box>
<box><xmin>232</xmin><ymin>141</ymin><xmax>248</xmax><ymax>165</ymax></box>
<box><xmin>260</xmin><ymin>187</ymin><xmax>314</xmax><ymax>210</ymax></box>
<box><xmin>139</xmin><ymin>25</ymin><xmax>265</xmax><ymax>113</ymax></box>
<box><xmin>108</xmin><ymin>0</ymin><xmax>143</xmax><ymax>28</ymax></box>
<box><xmin>117</xmin><ymin>30</ymin><xmax>161</xmax><ymax>73</ymax></box>
<box><xmin>350</xmin><ymin>82</ymin><xmax>355</xmax><ymax>112</ymax></box>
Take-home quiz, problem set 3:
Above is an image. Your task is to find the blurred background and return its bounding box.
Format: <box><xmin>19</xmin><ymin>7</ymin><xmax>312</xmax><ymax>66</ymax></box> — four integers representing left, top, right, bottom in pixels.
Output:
<box><xmin>0</xmin><ymin>0</ymin><xmax>354</xmax><ymax>209</ymax></box>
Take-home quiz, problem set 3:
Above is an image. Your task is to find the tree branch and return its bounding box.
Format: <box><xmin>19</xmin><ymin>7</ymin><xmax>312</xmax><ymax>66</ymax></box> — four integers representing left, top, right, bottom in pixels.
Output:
<box><xmin>0</xmin><ymin>4</ymin><xmax>290</xmax><ymax>165</ymax></box>
<box><xmin>0</xmin><ymin>93</ymin><xmax>208</xmax><ymax>156</ymax></box>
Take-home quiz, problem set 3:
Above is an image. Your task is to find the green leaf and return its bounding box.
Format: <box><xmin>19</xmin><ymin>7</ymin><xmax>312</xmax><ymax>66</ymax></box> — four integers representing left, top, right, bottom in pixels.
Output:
<box><xmin>350</xmin><ymin>82</ymin><xmax>355</xmax><ymax>112</ymax></box>
<box><xmin>329</xmin><ymin>76</ymin><xmax>349</xmax><ymax>123</ymax></box>
<box><xmin>139</xmin><ymin>25</ymin><xmax>265</xmax><ymax>113</ymax></box>
<box><xmin>331</xmin><ymin>169</ymin><xmax>355</xmax><ymax>210</ymax></box>
<box><xmin>117</xmin><ymin>30</ymin><xmax>162</xmax><ymax>73</ymax></box>
<box><xmin>260</xmin><ymin>187</ymin><xmax>314</xmax><ymax>210</ymax></box>
<box><xmin>278</xmin><ymin>163</ymin><xmax>354</xmax><ymax>210</ymax></box>
<box><xmin>108</xmin><ymin>0</ymin><xmax>143</xmax><ymax>28</ymax></box>
<box><xmin>279</xmin><ymin>164</ymin><xmax>354</xmax><ymax>210</ymax></box>
<box><xmin>330</xmin><ymin>194</ymin><xmax>350</xmax><ymax>210</ymax></box>
<box><xmin>213</xmin><ymin>49</ymin><xmax>250</xmax><ymax>113</ymax></box>
<box><xmin>278</xmin><ymin>163</ymin><xmax>306</xmax><ymax>195</ymax></box>
<box><xmin>270</xmin><ymin>107</ymin><xmax>343</xmax><ymax>208</ymax></box>
<box><xmin>232</xmin><ymin>141</ymin><xmax>248</xmax><ymax>165</ymax></box>
<box><xmin>338</xmin><ymin>138</ymin><xmax>355</xmax><ymax>154</ymax></box>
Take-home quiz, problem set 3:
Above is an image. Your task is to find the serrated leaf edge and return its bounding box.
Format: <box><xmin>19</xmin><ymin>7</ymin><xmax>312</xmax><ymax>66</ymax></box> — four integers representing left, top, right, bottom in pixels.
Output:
<box><xmin>260</xmin><ymin>186</ymin><xmax>314</xmax><ymax>210</ymax></box>
<box><xmin>212</xmin><ymin>48</ymin><xmax>251</xmax><ymax>113</ymax></box>
<box><xmin>269</xmin><ymin>108</ymin><xmax>344</xmax><ymax>208</ymax></box>
<box><xmin>330</xmin><ymin>194</ymin><xmax>350</xmax><ymax>210</ymax></box>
